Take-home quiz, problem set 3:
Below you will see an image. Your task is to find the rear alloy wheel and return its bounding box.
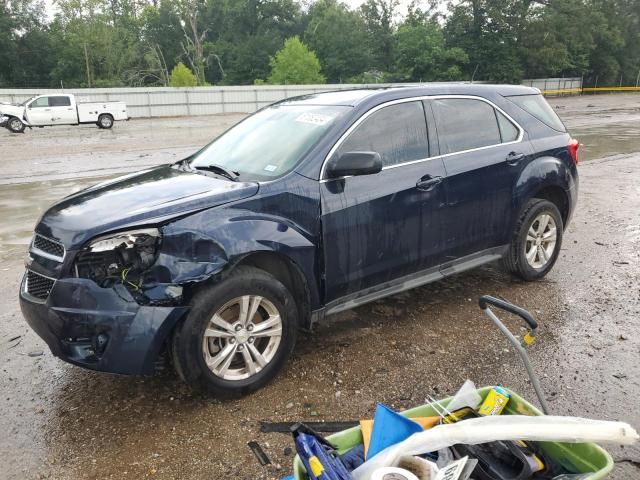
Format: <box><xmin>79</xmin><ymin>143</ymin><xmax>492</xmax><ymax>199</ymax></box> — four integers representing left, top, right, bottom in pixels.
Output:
<box><xmin>524</xmin><ymin>213</ymin><xmax>557</xmax><ymax>269</ymax></box>
<box><xmin>97</xmin><ymin>114</ymin><xmax>114</xmax><ymax>129</ymax></box>
<box><xmin>7</xmin><ymin>117</ymin><xmax>25</xmax><ymax>133</ymax></box>
<box><xmin>504</xmin><ymin>198</ymin><xmax>563</xmax><ymax>281</ymax></box>
<box><xmin>172</xmin><ymin>266</ymin><xmax>297</xmax><ymax>396</ymax></box>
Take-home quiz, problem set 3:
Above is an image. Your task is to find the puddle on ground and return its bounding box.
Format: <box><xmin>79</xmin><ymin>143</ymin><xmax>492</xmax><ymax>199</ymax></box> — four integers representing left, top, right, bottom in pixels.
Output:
<box><xmin>573</xmin><ymin>122</ymin><xmax>640</xmax><ymax>161</ymax></box>
<box><xmin>0</xmin><ymin>176</ymin><xmax>111</xmax><ymax>261</ymax></box>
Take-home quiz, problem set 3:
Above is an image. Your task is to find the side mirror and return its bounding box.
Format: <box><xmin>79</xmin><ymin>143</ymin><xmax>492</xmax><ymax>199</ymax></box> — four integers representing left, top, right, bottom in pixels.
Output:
<box><xmin>326</xmin><ymin>151</ymin><xmax>382</xmax><ymax>178</ymax></box>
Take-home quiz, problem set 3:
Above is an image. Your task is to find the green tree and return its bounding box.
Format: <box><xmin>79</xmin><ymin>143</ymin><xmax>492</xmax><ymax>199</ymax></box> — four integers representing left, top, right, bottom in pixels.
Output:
<box><xmin>267</xmin><ymin>36</ymin><xmax>325</xmax><ymax>84</ymax></box>
<box><xmin>204</xmin><ymin>0</ymin><xmax>305</xmax><ymax>85</ymax></box>
<box><xmin>360</xmin><ymin>0</ymin><xmax>398</xmax><ymax>73</ymax></box>
<box><xmin>304</xmin><ymin>0</ymin><xmax>370</xmax><ymax>83</ymax></box>
<box><xmin>169</xmin><ymin>62</ymin><xmax>199</xmax><ymax>86</ymax></box>
<box><xmin>395</xmin><ymin>16</ymin><xmax>468</xmax><ymax>81</ymax></box>
<box><xmin>444</xmin><ymin>0</ymin><xmax>529</xmax><ymax>82</ymax></box>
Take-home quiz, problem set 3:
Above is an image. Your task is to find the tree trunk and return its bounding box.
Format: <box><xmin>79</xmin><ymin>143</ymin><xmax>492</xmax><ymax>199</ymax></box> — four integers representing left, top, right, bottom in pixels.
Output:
<box><xmin>83</xmin><ymin>42</ymin><xmax>92</xmax><ymax>87</ymax></box>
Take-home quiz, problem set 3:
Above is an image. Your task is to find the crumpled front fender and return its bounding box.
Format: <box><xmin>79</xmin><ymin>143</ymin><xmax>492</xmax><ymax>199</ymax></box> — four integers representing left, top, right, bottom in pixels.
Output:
<box><xmin>142</xmin><ymin>208</ymin><xmax>319</xmax><ymax>307</ymax></box>
<box><xmin>0</xmin><ymin>104</ymin><xmax>29</xmax><ymax>124</ymax></box>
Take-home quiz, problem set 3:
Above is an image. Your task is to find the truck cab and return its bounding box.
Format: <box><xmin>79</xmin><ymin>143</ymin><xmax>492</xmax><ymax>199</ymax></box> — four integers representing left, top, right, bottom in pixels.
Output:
<box><xmin>25</xmin><ymin>94</ymin><xmax>78</xmax><ymax>126</ymax></box>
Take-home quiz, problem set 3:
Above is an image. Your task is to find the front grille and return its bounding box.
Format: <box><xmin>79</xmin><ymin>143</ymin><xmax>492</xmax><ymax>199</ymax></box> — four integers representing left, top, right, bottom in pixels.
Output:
<box><xmin>25</xmin><ymin>270</ymin><xmax>55</xmax><ymax>301</ymax></box>
<box><xmin>32</xmin><ymin>234</ymin><xmax>65</xmax><ymax>261</ymax></box>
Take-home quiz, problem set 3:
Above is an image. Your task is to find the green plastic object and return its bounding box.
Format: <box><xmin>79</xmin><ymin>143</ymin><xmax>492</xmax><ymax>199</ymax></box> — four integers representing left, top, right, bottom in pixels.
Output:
<box><xmin>293</xmin><ymin>387</ymin><xmax>614</xmax><ymax>480</ymax></box>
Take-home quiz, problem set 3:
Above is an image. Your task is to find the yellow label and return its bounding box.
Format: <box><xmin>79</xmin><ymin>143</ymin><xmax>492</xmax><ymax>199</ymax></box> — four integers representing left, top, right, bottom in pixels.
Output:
<box><xmin>478</xmin><ymin>388</ymin><xmax>509</xmax><ymax>416</ymax></box>
<box><xmin>523</xmin><ymin>332</ymin><xmax>535</xmax><ymax>345</ymax></box>
<box><xmin>308</xmin><ymin>456</ymin><xmax>325</xmax><ymax>477</ymax></box>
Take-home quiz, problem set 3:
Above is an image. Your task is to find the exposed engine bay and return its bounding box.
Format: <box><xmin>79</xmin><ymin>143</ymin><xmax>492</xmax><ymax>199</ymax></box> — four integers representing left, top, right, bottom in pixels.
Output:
<box><xmin>75</xmin><ymin>228</ymin><xmax>160</xmax><ymax>297</ymax></box>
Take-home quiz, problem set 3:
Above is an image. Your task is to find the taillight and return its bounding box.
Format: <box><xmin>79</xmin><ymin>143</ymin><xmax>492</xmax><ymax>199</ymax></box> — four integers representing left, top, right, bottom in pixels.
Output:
<box><xmin>568</xmin><ymin>138</ymin><xmax>579</xmax><ymax>165</ymax></box>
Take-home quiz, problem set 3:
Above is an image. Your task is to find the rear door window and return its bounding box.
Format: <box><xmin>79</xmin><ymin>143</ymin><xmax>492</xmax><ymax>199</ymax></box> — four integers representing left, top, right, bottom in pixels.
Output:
<box><xmin>506</xmin><ymin>94</ymin><xmax>566</xmax><ymax>132</ymax></box>
<box><xmin>336</xmin><ymin>101</ymin><xmax>429</xmax><ymax>167</ymax></box>
<box><xmin>431</xmin><ymin>98</ymin><xmax>502</xmax><ymax>155</ymax></box>
<box><xmin>49</xmin><ymin>96</ymin><xmax>71</xmax><ymax>107</ymax></box>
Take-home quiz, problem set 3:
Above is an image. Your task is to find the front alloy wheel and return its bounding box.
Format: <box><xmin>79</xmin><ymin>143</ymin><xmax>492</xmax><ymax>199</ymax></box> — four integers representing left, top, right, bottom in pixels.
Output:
<box><xmin>172</xmin><ymin>266</ymin><xmax>297</xmax><ymax>396</ymax></box>
<box><xmin>7</xmin><ymin>117</ymin><xmax>25</xmax><ymax>133</ymax></box>
<box><xmin>202</xmin><ymin>295</ymin><xmax>282</xmax><ymax>380</ymax></box>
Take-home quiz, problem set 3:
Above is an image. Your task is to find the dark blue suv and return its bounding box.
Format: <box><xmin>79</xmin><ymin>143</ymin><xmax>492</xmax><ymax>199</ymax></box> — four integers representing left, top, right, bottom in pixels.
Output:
<box><xmin>20</xmin><ymin>85</ymin><xmax>579</xmax><ymax>395</ymax></box>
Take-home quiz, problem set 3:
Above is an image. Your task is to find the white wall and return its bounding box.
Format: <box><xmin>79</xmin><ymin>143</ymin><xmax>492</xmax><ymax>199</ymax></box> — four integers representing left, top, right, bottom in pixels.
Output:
<box><xmin>0</xmin><ymin>79</ymin><xmax>577</xmax><ymax>118</ymax></box>
<box><xmin>0</xmin><ymin>84</ymin><xmax>404</xmax><ymax>118</ymax></box>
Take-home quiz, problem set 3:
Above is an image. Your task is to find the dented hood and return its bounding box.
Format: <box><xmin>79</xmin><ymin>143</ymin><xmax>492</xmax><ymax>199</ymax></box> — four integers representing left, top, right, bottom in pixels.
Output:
<box><xmin>36</xmin><ymin>165</ymin><xmax>259</xmax><ymax>248</ymax></box>
<box><xmin>0</xmin><ymin>103</ymin><xmax>25</xmax><ymax>118</ymax></box>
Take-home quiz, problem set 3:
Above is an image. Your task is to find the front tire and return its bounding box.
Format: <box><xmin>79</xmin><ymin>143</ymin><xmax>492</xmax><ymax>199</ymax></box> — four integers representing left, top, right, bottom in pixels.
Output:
<box><xmin>97</xmin><ymin>114</ymin><xmax>114</xmax><ymax>129</ymax></box>
<box><xmin>504</xmin><ymin>198</ymin><xmax>563</xmax><ymax>281</ymax></box>
<box><xmin>171</xmin><ymin>266</ymin><xmax>298</xmax><ymax>397</ymax></box>
<box><xmin>7</xmin><ymin>117</ymin><xmax>25</xmax><ymax>133</ymax></box>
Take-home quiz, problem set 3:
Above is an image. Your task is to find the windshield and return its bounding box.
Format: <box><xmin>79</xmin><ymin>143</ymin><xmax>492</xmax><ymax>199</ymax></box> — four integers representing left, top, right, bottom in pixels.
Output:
<box><xmin>189</xmin><ymin>104</ymin><xmax>350</xmax><ymax>181</ymax></box>
<box><xmin>19</xmin><ymin>96</ymin><xmax>36</xmax><ymax>106</ymax></box>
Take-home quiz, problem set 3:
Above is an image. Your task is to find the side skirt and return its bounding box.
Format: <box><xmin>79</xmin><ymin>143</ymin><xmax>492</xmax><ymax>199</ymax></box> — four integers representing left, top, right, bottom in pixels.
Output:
<box><xmin>310</xmin><ymin>245</ymin><xmax>508</xmax><ymax>327</ymax></box>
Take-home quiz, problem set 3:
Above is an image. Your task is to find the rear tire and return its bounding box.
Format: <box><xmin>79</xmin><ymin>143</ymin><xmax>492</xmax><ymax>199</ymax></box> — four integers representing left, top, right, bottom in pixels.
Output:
<box><xmin>7</xmin><ymin>117</ymin><xmax>25</xmax><ymax>133</ymax></box>
<box><xmin>171</xmin><ymin>266</ymin><xmax>298</xmax><ymax>397</ymax></box>
<box><xmin>503</xmin><ymin>198</ymin><xmax>563</xmax><ymax>281</ymax></box>
<box><xmin>97</xmin><ymin>114</ymin><xmax>114</xmax><ymax>129</ymax></box>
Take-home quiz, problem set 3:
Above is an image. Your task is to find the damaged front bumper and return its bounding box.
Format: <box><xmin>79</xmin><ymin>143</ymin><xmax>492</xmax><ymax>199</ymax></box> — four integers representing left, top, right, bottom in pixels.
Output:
<box><xmin>19</xmin><ymin>274</ymin><xmax>189</xmax><ymax>375</ymax></box>
<box><xmin>0</xmin><ymin>115</ymin><xmax>8</xmax><ymax>127</ymax></box>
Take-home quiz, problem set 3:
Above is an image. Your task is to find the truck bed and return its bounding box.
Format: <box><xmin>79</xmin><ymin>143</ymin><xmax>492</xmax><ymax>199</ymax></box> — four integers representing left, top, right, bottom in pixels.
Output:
<box><xmin>77</xmin><ymin>101</ymin><xmax>128</xmax><ymax>123</ymax></box>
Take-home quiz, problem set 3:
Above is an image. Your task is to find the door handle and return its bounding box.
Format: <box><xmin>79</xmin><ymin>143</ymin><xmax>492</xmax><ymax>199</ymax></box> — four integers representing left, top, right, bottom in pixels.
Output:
<box><xmin>506</xmin><ymin>152</ymin><xmax>525</xmax><ymax>165</ymax></box>
<box><xmin>416</xmin><ymin>175</ymin><xmax>443</xmax><ymax>191</ymax></box>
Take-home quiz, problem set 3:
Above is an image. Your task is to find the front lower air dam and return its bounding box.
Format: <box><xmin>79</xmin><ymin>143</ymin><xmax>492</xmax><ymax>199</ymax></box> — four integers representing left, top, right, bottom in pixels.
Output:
<box><xmin>19</xmin><ymin>274</ymin><xmax>189</xmax><ymax>375</ymax></box>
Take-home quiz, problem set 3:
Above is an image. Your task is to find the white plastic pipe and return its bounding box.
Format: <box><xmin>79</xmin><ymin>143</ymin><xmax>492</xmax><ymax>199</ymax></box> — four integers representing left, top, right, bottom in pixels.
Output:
<box><xmin>352</xmin><ymin>415</ymin><xmax>639</xmax><ymax>480</ymax></box>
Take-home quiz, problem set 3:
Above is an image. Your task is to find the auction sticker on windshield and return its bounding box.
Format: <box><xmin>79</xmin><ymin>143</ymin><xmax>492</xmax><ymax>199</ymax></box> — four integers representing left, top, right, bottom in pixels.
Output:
<box><xmin>295</xmin><ymin>112</ymin><xmax>335</xmax><ymax>126</ymax></box>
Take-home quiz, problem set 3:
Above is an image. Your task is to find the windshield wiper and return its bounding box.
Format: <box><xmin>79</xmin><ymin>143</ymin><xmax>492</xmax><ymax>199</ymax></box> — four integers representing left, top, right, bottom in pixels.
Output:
<box><xmin>193</xmin><ymin>163</ymin><xmax>240</xmax><ymax>181</ymax></box>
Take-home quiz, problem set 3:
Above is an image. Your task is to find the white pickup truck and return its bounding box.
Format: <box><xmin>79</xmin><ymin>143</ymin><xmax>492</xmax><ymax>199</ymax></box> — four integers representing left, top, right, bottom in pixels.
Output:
<box><xmin>0</xmin><ymin>93</ymin><xmax>128</xmax><ymax>133</ymax></box>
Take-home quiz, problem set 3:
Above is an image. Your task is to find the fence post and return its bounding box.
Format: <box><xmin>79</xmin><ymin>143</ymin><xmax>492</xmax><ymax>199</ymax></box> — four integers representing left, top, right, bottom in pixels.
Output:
<box><xmin>185</xmin><ymin>90</ymin><xmax>191</xmax><ymax>116</ymax></box>
<box><xmin>221</xmin><ymin>89</ymin><xmax>226</xmax><ymax>113</ymax></box>
<box><xmin>147</xmin><ymin>91</ymin><xmax>152</xmax><ymax>117</ymax></box>
<box><xmin>254</xmin><ymin>88</ymin><xmax>259</xmax><ymax>112</ymax></box>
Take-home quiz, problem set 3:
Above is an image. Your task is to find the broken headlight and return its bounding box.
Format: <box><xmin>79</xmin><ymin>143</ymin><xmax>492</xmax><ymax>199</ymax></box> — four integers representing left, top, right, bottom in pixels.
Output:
<box><xmin>75</xmin><ymin>228</ymin><xmax>161</xmax><ymax>287</ymax></box>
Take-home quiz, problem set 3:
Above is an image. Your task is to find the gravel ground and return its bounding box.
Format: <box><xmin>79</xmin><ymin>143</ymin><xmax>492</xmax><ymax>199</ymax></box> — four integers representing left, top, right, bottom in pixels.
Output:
<box><xmin>0</xmin><ymin>93</ymin><xmax>639</xmax><ymax>479</ymax></box>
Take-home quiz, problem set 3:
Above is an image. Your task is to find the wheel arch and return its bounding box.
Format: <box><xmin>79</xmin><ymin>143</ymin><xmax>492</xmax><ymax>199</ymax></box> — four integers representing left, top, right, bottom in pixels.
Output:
<box><xmin>513</xmin><ymin>155</ymin><xmax>576</xmax><ymax>231</ymax></box>
<box><xmin>233</xmin><ymin>251</ymin><xmax>312</xmax><ymax>331</ymax></box>
<box><xmin>530</xmin><ymin>185</ymin><xmax>569</xmax><ymax>225</ymax></box>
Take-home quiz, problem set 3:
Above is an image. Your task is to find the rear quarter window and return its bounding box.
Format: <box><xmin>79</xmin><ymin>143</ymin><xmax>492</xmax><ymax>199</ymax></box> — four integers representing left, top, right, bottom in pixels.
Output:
<box><xmin>506</xmin><ymin>94</ymin><xmax>566</xmax><ymax>132</ymax></box>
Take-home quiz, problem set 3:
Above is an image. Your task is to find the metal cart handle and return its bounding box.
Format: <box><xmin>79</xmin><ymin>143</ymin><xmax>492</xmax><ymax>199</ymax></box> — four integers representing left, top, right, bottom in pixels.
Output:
<box><xmin>479</xmin><ymin>295</ymin><xmax>549</xmax><ymax>415</ymax></box>
<box><xmin>479</xmin><ymin>295</ymin><xmax>538</xmax><ymax>330</ymax></box>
